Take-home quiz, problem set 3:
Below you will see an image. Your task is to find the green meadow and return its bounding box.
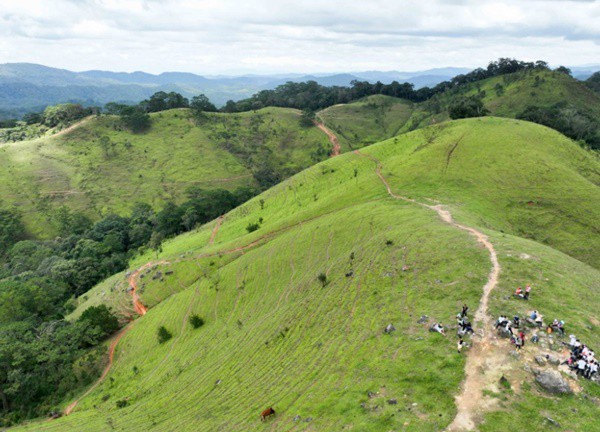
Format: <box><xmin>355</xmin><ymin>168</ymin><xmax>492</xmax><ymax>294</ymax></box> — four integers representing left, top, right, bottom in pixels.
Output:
<box><xmin>0</xmin><ymin>107</ymin><xmax>330</xmax><ymax>238</ymax></box>
<box><xmin>13</xmin><ymin>117</ymin><xmax>600</xmax><ymax>431</ymax></box>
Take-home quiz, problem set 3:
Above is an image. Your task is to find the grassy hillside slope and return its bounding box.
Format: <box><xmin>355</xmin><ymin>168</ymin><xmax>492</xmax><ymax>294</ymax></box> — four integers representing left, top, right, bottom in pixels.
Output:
<box><xmin>370</xmin><ymin>117</ymin><xmax>600</xmax><ymax>268</ymax></box>
<box><xmin>317</xmin><ymin>95</ymin><xmax>414</xmax><ymax>150</ymax></box>
<box><xmin>410</xmin><ymin>69</ymin><xmax>600</xmax><ymax>130</ymax></box>
<box><xmin>0</xmin><ymin>108</ymin><xmax>330</xmax><ymax>238</ymax></box>
<box><xmin>15</xmin><ymin>117</ymin><xmax>600</xmax><ymax>431</ymax></box>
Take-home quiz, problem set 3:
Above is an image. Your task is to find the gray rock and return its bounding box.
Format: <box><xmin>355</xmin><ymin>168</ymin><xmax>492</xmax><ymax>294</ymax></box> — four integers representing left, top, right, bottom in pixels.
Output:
<box><xmin>304</xmin><ymin>417</ymin><xmax>313</xmax><ymax>423</ymax></box>
<box><xmin>293</xmin><ymin>415</ymin><xmax>301</xmax><ymax>422</ymax></box>
<box><xmin>546</xmin><ymin>355</ymin><xmax>560</xmax><ymax>366</ymax></box>
<box><xmin>535</xmin><ymin>370</ymin><xmax>573</xmax><ymax>394</ymax></box>
<box><xmin>544</xmin><ymin>417</ymin><xmax>561</xmax><ymax>428</ymax></box>
<box><xmin>510</xmin><ymin>351</ymin><xmax>520</xmax><ymax>360</ymax></box>
<box><xmin>535</xmin><ymin>356</ymin><xmax>547</xmax><ymax>366</ymax></box>
<box><xmin>387</xmin><ymin>399</ymin><xmax>398</xmax><ymax>405</ymax></box>
<box><xmin>417</xmin><ymin>315</ymin><xmax>428</xmax><ymax>324</ymax></box>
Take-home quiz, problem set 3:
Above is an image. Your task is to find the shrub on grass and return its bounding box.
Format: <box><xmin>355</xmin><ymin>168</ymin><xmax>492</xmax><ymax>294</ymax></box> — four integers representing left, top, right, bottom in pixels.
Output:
<box><xmin>189</xmin><ymin>314</ymin><xmax>205</xmax><ymax>329</ymax></box>
<box><xmin>116</xmin><ymin>399</ymin><xmax>128</xmax><ymax>408</ymax></box>
<box><xmin>317</xmin><ymin>273</ymin><xmax>328</xmax><ymax>287</ymax></box>
<box><xmin>246</xmin><ymin>222</ymin><xmax>260</xmax><ymax>233</ymax></box>
<box><xmin>157</xmin><ymin>326</ymin><xmax>173</xmax><ymax>344</ymax></box>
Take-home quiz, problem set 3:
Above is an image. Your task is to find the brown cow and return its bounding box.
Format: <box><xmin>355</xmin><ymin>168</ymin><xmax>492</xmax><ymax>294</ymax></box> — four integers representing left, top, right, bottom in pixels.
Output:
<box><xmin>260</xmin><ymin>407</ymin><xmax>275</xmax><ymax>421</ymax></box>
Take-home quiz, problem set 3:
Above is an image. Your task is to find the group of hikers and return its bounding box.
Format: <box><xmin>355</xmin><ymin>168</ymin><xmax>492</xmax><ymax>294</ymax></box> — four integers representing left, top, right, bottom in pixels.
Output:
<box><xmin>494</xmin><ymin>314</ymin><xmax>527</xmax><ymax>350</ymax></box>
<box><xmin>513</xmin><ymin>284</ymin><xmax>532</xmax><ymax>300</ymax></box>
<box><xmin>429</xmin><ymin>304</ymin><xmax>473</xmax><ymax>354</ymax></box>
<box><xmin>563</xmin><ymin>335</ymin><xmax>598</xmax><ymax>380</ymax></box>
<box><xmin>428</xmin><ymin>282</ymin><xmax>598</xmax><ymax>385</ymax></box>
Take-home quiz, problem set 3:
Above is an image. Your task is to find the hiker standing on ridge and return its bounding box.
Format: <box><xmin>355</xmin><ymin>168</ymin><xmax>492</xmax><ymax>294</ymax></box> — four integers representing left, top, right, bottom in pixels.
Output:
<box><xmin>524</xmin><ymin>284</ymin><xmax>532</xmax><ymax>300</ymax></box>
<box><xmin>461</xmin><ymin>304</ymin><xmax>469</xmax><ymax>317</ymax></box>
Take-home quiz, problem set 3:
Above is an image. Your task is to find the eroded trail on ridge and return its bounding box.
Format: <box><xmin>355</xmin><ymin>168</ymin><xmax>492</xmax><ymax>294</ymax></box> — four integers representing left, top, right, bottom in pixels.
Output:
<box><xmin>314</xmin><ymin>120</ymin><xmax>341</xmax><ymax>156</ymax></box>
<box><xmin>64</xmin><ymin>264</ymin><xmax>153</xmax><ymax>415</ymax></box>
<box><xmin>355</xmin><ymin>150</ymin><xmax>505</xmax><ymax>431</ymax></box>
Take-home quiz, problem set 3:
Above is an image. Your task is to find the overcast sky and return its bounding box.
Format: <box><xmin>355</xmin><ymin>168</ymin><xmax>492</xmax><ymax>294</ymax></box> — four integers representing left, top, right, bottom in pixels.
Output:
<box><xmin>0</xmin><ymin>0</ymin><xmax>599</xmax><ymax>74</ymax></box>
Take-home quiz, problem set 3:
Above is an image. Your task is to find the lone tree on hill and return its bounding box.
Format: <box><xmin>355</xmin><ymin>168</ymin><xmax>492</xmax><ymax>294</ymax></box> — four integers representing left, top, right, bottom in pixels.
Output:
<box><xmin>190</xmin><ymin>94</ymin><xmax>218</xmax><ymax>114</ymax></box>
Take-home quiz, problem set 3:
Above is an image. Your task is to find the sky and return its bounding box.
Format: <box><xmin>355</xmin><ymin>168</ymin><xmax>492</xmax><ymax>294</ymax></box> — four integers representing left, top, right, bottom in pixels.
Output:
<box><xmin>0</xmin><ymin>0</ymin><xmax>599</xmax><ymax>75</ymax></box>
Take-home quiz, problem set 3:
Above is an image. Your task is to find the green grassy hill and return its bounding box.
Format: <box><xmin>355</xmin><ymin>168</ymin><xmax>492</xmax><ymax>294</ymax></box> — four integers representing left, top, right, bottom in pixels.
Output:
<box><xmin>410</xmin><ymin>69</ymin><xmax>600</xmax><ymax>130</ymax></box>
<box><xmin>0</xmin><ymin>108</ymin><xmax>330</xmax><ymax>238</ymax></box>
<box><xmin>14</xmin><ymin>117</ymin><xmax>600</xmax><ymax>431</ymax></box>
<box><xmin>317</xmin><ymin>95</ymin><xmax>414</xmax><ymax>150</ymax></box>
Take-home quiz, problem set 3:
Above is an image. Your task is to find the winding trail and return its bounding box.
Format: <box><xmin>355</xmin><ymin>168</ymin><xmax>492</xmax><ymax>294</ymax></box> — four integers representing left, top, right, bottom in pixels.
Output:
<box><xmin>63</xmin><ymin>264</ymin><xmax>154</xmax><ymax>415</ymax></box>
<box><xmin>314</xmin><ymin>120</ymin><xmax>341</xmax><ymax>157</ymax></box>
<box><xmin>64</xmin><ymin>324</ymin><xmax>130</xmax><ymax>415</ymax></box>
<box><xmin>354</xmin><ymin>150</ymin><xmax>503</xmax><ymax>431</ymax></box>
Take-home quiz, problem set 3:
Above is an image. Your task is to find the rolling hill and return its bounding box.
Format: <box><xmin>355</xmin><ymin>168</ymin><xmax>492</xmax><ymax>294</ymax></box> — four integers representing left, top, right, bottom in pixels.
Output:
<box><xmin>411</xmin><ymin>69</ymin><xmax>600</xmax><ymax>130</ymax></box>
<box><xmin>317</xmin><ymin>95</ymin><xmax>415</xmax><ymax>150</ymax></box>
<box><xmin>13</xmin><ymin>117</ymin><xmax>599</xmax><ymax>431</ymax></box>
<box><xmin>0</xmin><ymin>107</ymin><xmax>331</xmax><ymax>238</ymax></box>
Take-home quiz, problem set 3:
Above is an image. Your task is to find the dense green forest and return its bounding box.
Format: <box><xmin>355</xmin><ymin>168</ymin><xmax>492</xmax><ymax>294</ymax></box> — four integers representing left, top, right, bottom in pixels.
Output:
<box><xmin>0</xmin><ymin>187</ymin><xmax>253</xmax><ymax>425</ymax></box>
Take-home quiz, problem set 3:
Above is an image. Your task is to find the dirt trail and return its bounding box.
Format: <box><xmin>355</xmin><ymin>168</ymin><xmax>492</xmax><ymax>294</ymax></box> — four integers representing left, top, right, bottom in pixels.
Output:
<box><xmin>50</xmin><ymin>116</ymin><xmax>94</xmax><ymax>139</ymax></box>
<box><xmin>355</xmin><ymin>150</ymin><xmax>504</xmax><ymax>431</ymax></box>
<box><xmin>63</xmin><ymin>263</ymin><xmax>156</xmax><ymax>415</ymax></box>
<box><xmin>210</xmin><ymin>216</ymin><xmax>225</xmax><ymax>245</ymax></box>
<box><xmin>64</xmin><ymin>324</ymin><xmax>130</xmax><ymax>415</ymax></box>
<box><xmin>314</xmin><ymin>121</ymin><xmax>341</xmax><ymax>157</ymax></box>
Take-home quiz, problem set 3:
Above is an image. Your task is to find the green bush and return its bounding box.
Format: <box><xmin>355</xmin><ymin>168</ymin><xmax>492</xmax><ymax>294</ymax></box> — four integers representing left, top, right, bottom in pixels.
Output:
<box><xmin>157</xmin><ymin>326</ymin><xmax>173</xmax><ymax>344</ymax></box>
<box><xmin>189</xmin><ymin>314</ymin><xmax>205</xmax><ymax>329</ymax></box>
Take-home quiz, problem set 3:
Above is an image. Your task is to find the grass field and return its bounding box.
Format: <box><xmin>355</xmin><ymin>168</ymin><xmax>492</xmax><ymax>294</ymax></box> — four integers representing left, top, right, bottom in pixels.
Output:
<box><xmin>12</xmin><ymin>117</ymin><xmax>600</xmax><ymax>431</ymax></box>
<box><xmin>0</xmin><ymin>107</ymin><xmax>330</xmax><ymax>238</ymax></box>
<box><xmin>317</xmin><ymin>95</ymin><xmax>414</xmax><ymax>150</ymax></box>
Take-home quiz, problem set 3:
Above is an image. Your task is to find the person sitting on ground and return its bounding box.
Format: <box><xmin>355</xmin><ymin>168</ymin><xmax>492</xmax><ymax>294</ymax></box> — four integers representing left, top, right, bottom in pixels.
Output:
<box><xmin>514</xmin><ymin>287</ymin><xmax>523</xmax><ymax>298</ymax></box>
<box><xmin>569</xmin><ymin>334</ymin><xmax>578</xmax><ymax>348</ymax></box>
<box><xmin>504</xmin><ymin>320</ymin><xmax>513</xmax><ymax>335</ymax></box>
<box><xmin>457</xmin><ymin>338</ymin><xmax>464</xmax><ymax>354</ymax></box>
<box><xmin>557</xmin><ymin>320</ymin><xmax>565</xmax><ymax>336</ymax></box>
<box><xmin>550</xmin><ymin>319</ymin><xmax>565</xmax><ymax>337</ymax></box>
<box><xmin>523</xmin><ymin>284</ymin><xmax>532</xmax><ymax>300</ymax></box>
<box><xmin>461</xmin><ymin>319</ymin><xmax>474</xmax><ymax>334</ymax></box>
<box><xmin>514</xmin><ymin>336</ymin><xmax>523</xmax><ymax>350</ymax></box>
<box><xmin>431</xmin><ymin>322</ymin><xmax>446</xmax><ymax>335</ymax></box>
<box><xmin>534</xmin><ymin>312</ymin><xmax>544</xmax><ymax>328</ymax></box>
<box><xmin>495</xmin><ymin>315</ymin><xmax>508</xmax><ymax>329</ymax></box>
<box><xmin>461</xmin><ymin>304</ymin><xmax>469</xmax><ymax>318</ymax></box>
<box><xmin>531</xmin><ymin>330</ymin><xmax>539</xmax><ymax>343</ymax></box>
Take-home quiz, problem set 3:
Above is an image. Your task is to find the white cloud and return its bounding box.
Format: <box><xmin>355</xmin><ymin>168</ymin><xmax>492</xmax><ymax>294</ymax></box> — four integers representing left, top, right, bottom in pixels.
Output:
<box><xmin>0</xmin><ymin>0</ymin><xmax>598</xmax><ymax>73</ymax></box>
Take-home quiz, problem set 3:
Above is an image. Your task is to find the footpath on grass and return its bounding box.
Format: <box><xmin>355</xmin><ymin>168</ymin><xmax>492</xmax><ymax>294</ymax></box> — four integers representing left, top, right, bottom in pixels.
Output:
<box><xmin>354</xmin><ymin>149</ymin><xmax>506</xmax><ymax>431</ymax></box>
<box><xmin>63</xmin><ymin>262</ymin><xmax>152</xmax><ymax>415</ymax></box>
<box><xmin>314</xmin><ymin>120</ymin><xmax>341</xmax><ymax>156</ymax></box>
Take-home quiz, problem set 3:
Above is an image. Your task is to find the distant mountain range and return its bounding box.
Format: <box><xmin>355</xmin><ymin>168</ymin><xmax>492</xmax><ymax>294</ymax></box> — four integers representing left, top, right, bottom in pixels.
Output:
<box><xmin>1</xmin><ymin>63</ymin><xmax>598</xmax><ymax>119</ymax></box>
<box><xmin>0</xmin><ymin>63</ymin><xmax>472</xmax><ymax>118</ymax></box>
